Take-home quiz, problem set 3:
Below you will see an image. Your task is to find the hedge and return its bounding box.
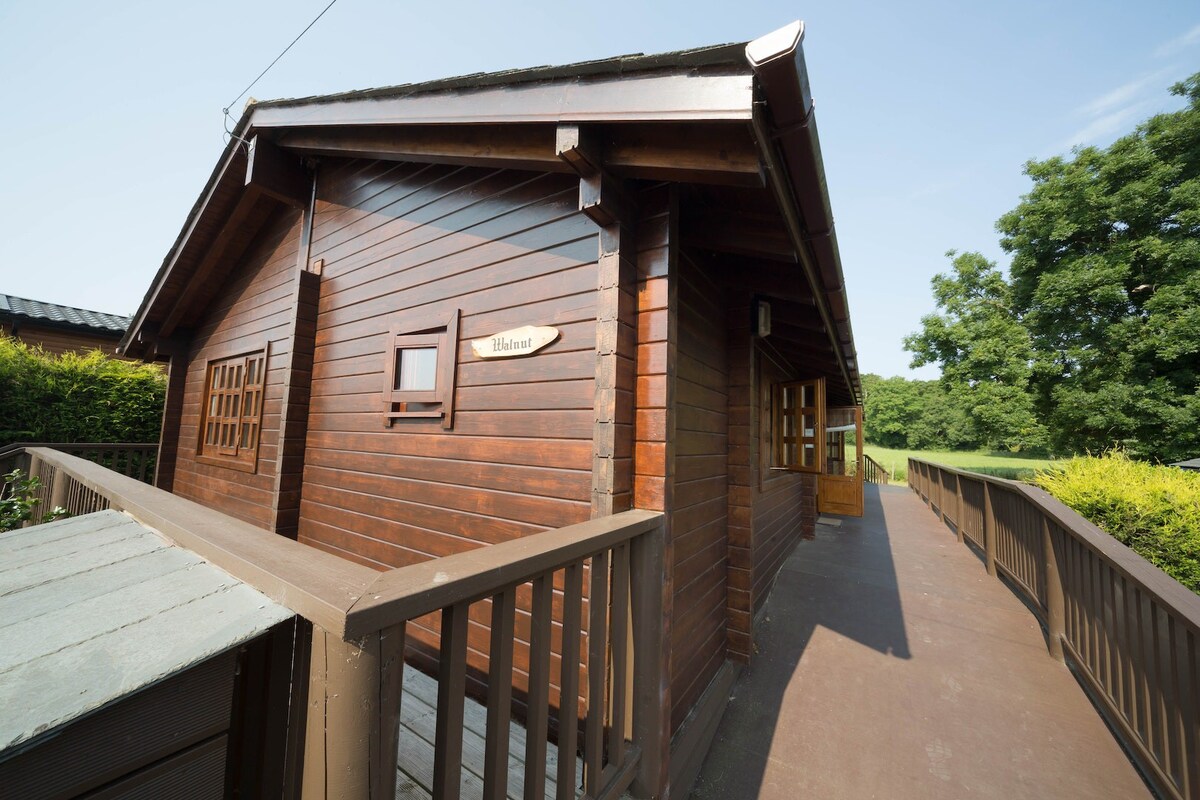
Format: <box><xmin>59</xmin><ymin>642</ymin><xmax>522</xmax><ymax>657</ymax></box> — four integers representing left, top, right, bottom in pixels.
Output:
<box><xmin>1033</xmin><ymin>452</ymin><xmax>1200</xmax><ymax>593</ymax></box>
<box><xmin>0</xmin><ymin>335</ymin><xmax>166</xmax><ymax>446</ymax></box>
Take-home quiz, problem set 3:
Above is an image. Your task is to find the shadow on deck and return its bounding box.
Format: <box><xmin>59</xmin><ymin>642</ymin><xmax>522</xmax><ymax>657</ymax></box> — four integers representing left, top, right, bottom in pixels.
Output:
<box><xmin>692</xmin><ymin>484</ymin><xmax>1151</xmax><ymax>800</ymax></box>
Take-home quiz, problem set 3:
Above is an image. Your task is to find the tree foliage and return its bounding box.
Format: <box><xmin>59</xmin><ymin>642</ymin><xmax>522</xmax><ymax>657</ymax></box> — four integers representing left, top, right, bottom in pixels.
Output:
<box><xmin>0</xmin><ymin>336</ymin><xmax>166</xmax><ymax>446</ymax></box>
<box><xmin>862</xmin><ymin>373</ymin><xmax>978</xmax><ymax>451</ymax></box>
<box><xmin>902</xmin><ymin>251</ymin><xmax>1048</xmax><ymax>452</ymax></box>
<box><xmin>998</xmin><ymin>74</ymin><xmax>1200</xmax><ymax>461</ymax></box>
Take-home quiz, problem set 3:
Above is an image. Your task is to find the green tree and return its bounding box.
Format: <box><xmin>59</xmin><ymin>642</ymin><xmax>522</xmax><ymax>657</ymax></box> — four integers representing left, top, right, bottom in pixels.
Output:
<box><xmin>903</xmin><ymin>251</ymin><xmax>1047</xmax><ymax>452</ymax></box>
<box><xmin>998</xmin><ymin>74</ymin><xmax>1200</xmax><ymax>462</ymax></box>
<box><xmin>862</xmin><ymin>373</ymin><xmax>979</xmax><ymax>451</ymax></box>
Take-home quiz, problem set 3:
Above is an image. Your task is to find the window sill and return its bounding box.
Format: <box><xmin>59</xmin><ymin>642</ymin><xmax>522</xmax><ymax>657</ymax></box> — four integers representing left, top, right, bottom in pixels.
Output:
<box><xmin>195</xmin><ymin>453</ymin><xmax>259</xmax><ymax>474</ymax></box>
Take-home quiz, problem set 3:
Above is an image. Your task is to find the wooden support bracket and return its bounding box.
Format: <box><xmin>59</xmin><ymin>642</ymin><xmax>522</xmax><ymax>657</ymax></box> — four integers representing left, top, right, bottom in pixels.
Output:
<box><xmin>556</xmin><ymin>124</ymin><xmax>635</xmax><ymax>227</ymax></box>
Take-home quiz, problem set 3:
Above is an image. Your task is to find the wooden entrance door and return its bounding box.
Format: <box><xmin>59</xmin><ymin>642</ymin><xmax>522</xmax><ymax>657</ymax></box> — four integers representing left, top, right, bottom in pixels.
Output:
<box><xmin>818</xmin><ymin>406</ymin><xmax>863</xmax><ymax>517</ymax></box>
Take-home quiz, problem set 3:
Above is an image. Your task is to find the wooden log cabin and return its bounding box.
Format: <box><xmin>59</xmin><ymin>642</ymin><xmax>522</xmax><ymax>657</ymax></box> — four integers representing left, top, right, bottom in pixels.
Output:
<box><xmin>0</xmin><ymin>293</ymin><xmax>130</xmax><ymax>357</ymax></box>
<box><xmin>119</xmin><ymin>20</ymin><xmax>862</xmax><ymax>798</ymax></box>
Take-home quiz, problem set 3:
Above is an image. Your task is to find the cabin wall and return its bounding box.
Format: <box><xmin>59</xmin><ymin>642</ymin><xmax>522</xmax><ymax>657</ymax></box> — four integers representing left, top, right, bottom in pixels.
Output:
<box><xmin>668</xmin><ymin>253</ymin><xmax>729</xmax><ymax>732</ymax></box>
<box><xmin>725</xmin><ymin>291</ymin><xmax>818</xmax><ymax>660</ymax></box>
<box><xmin>751</xmin><ymin>350</ymin><xmax>817</xmax><ymax>616</ymax></box>
<box><xmin>297</xmin><ymin>159</ymin><xmax>599</xmax><ymax>702</ymax></box>
<box><xmin>172</xmin><ymin>208</ymin><xmax>304</xmax><ymax>528</ymax></box>
<box><xmin>1</xmin><ymin>321</ymin><xmax>123</xmax><ymax>357</ymax></box>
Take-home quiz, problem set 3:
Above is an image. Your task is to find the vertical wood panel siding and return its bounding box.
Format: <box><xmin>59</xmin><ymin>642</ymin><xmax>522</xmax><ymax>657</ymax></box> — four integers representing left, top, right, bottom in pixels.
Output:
<box><xmin>172</xmin><ymin>208</ymin><xmax>304</xmax><ymax>528</ymax></box>
<box><xmin>669</xmin><ymin>253</ymin><xmax>729</xmax><ymax>731</ymax></box>
<box><xmin>297</xmin><ymin>160</ymin><xmax>599</xmax><ymax>715</ymax></box>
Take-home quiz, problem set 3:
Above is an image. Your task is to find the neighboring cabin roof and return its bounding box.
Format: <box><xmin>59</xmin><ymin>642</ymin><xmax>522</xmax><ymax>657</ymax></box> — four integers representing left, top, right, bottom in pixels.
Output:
<box><xmin>0</xmin><ymin>294</ymin><xmax>129</xmax><ymax>337</ymax></box>
<box><xmin>0</xmin><ymin>509</ymin><xmax>292</xmax><ymax>754</ymax></box>
<box><xmin>1172</xmin><ymin>458</ymin><xmax>1200</xmax><ymax>471</ymax></box>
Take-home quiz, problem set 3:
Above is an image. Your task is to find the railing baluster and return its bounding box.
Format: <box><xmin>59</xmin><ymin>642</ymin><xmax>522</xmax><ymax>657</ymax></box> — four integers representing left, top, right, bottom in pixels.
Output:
<box><xmin>609</xmin><ymin>543</ymin><xmax>630</xmax><ymax>766</ymax></box>
<box><xmin>1043</xmin><ymin>515</ymin><xmax>1065</xmax><ymax>662</ymax></box>
<box><xmin>585</xmin><ymin>551</ymin><xmax>610</xmax><ymax>796</ymax></box>
<box><xmin>524</xmin><ymin>573</ymin><xmax>553</xmax><ymax>800</ymax></box>
<box><xmin>433</xmin><ymin>601</ymin><xmax>469</xmax><ymax>800</ymax></box>
<box><xmin>556</xmin><ymin>561</ymin><xmax>583</xmax><ymax>800</ymax></box>
<box><xmin>484</xmin><ymin>588</ymin><xmax>516</xmax><ymax>800</ymax></box>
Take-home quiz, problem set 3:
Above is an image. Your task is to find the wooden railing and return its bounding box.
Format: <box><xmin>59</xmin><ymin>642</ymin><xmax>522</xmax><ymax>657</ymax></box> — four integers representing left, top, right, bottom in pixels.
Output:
<box><xmin>908</xmin><ymin>457</ymin><xmax>1200</xmax><ymax>800</ymax></box>
<box><xmin>863</xmin><ymin>454</ymin><xmax>890</xmax><ymax>485</ymax></box>
<box><xmin>0</xmin><ymin>442</ymin><xmax>157</xmax><ymax>485</ymax></box>
<box><xmin>15</xmin><ymin>447</ymin><xmax>668</xmax><ymax>800</ymax></box>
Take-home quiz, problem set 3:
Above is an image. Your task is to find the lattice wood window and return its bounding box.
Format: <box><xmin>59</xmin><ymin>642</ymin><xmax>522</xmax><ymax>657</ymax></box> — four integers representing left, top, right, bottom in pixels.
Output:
<box><xmin>383</xmin><ymin>310</ymin><xmax>459</xmax><ymax>429</ymax></box>
<box><xmin>774</xmin><ymin>377</ymin><xmax>825</xmax><ymax>473</ymax></box>
<box><xmin>198</xmin><ymin>348</ymin><xmax>267</xmax><ymax>472</ymax></box>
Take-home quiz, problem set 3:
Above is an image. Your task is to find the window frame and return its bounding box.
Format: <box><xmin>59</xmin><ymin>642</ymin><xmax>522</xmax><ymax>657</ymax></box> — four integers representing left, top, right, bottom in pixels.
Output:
<box><xmin>772</xmin><ymin>376</ymin><xmax>825</xmax><ymax>473</ymax></box>
<box><xmin>196</xmin><ymin>345</ymin><xmax>268</xmax><ymax>473</ymax></box>
<box><xmin>383</xmin><ymin>309</ymin><xmax>460</xmax><ymax>429</ymax></box>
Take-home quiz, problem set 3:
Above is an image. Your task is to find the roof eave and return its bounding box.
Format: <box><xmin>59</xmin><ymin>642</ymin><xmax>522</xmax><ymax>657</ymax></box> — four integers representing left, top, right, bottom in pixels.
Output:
<box><xmin>746</xmin><ymin>21</ymin><xmax>861</xmax><ymax>403</ymax></box>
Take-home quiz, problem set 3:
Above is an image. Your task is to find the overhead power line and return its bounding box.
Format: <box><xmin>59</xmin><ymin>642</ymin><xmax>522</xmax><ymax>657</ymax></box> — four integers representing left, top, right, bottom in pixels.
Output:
<box><xmin>222</xmin><ymin>0</ymin><xmax>340</xmax><ymax>139</ymax></box>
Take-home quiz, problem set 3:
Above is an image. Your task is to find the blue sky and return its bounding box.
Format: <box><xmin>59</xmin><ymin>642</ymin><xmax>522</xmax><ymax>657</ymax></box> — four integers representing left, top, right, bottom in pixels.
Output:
<box><xmin>1</xmin><ymin>0</ymin><xmax>1197</xmax><ymax>378</ymax></box>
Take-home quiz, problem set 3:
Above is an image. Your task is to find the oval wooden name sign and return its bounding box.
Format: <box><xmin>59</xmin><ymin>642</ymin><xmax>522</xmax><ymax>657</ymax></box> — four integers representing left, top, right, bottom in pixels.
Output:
<box><xmin>471</xmin><ymin>325</ymin><xmax>559</xmax><ymax>359</ymax></box>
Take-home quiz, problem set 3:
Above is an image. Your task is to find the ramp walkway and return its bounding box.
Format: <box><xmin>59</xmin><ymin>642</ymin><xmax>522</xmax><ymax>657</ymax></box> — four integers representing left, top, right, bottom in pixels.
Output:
<box><xmin>691</xmin><ymin>484</ymin><xmax>1150</xmax><ymax>799</ymax></box>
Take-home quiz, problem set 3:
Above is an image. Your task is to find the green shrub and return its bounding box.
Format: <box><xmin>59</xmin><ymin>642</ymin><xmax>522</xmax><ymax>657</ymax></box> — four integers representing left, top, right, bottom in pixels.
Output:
<box><xmin>1033</xmin><ymin>452</ymin><xmax>1200</xmax><ymax>593</ymax></box>
<box><xmin>1</xmin><ymin>469</ymin><xmax>68</xmax><ymax>531</ymax></box>
<box><xmin>0</xmin><ymin>335</ymin><xmax>166</xmax><ymax>446</ymax></box>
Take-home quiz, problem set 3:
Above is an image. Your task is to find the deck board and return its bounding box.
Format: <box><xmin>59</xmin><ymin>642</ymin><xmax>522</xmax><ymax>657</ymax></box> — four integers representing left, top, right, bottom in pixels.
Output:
<box><xmin>691</xmin><ymin>484</ymin><xmax>1152</xmax><ymax>800</ymax></box>
<box><xmin>398</xmin><ymin>665</ymin><xmax>576</xmax><ymax>800</ymax></box>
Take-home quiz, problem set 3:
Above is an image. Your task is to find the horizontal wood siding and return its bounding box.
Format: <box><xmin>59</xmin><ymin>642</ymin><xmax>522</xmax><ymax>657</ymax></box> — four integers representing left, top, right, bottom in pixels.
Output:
<box><xmin>751</xmin><ymin>351</ymin><xmax>816</xmax><ymax>616</ymax></box>
<box><xmin>2</xmin><ymin>322</ymin><xmax>124</xmax><ymax>358</ymax></box>
<box><xmin>172</xmin><ymin>208</ymin><xmax>304</xmax><ymax>528</ymax></box>
<box><xmin>725</xmin><ymin>293</ymin><xmax>755</xmax><ymax>662</ymax></box>
<box><xmin>669</xmin><ymin>253</ymin><xmax>729</xmax><ymax>732</ymax></box>
<box><xmin>298</xmin><ymin>160</ymin><xmax>599</xmax><ymax>712</ymax></box>
<box><xmin>300</xmin><ymin>160</ymin><xmax>596</xmax><ymax>562</ymax></box>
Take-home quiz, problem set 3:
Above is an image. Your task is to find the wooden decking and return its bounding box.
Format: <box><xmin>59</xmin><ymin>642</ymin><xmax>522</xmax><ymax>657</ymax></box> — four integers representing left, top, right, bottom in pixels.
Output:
<box><xmin>691</xmin><ymin>484</ymin><xmax>1152</xmax><ymax>800</ymax></box>
<box><xmin>398</xmin><ymin>666</ymin><xmax>579</xmax><ymax>800</ymax></box>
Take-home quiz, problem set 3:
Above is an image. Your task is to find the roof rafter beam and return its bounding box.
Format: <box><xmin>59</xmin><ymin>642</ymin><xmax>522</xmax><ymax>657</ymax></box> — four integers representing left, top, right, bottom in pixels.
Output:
<box><xmin>271</xmin><ymin>122</ymin><xmax>764</xmax><ymax>188</ymax></box>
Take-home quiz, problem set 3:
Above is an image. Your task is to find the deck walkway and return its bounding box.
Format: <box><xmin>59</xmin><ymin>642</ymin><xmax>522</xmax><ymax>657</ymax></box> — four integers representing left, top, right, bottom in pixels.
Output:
<box><xmin>691</xmin><ymin>484</ymin><xmax>1151</xmax><ymax>800</ymax></box>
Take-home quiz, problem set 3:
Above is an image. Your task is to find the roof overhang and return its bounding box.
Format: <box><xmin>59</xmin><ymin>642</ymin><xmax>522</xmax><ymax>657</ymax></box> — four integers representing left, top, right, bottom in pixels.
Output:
<box><xmin>121</xmin><ymin>21</ymin><xmax>859</xmax><ymax>402</ymax></box>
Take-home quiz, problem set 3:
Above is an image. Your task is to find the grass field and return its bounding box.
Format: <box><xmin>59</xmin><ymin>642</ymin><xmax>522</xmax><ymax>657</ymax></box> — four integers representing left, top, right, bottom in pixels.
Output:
<box><xmin>864</xmin><ymin>445</ymin><xmax>1055</xmax><ymax>483</ymax></box>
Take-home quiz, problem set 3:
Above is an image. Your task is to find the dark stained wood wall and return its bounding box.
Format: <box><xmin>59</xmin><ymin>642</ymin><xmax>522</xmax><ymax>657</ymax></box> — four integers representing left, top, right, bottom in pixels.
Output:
<box><xmin>296</xmin><ymin>159</ymin><xmax>599</xmax><ymax>707</ymax></box>
<box><xmin>751</xmin><ymin>351</ymin><xmax>816</xmax><ymax>616</ymax></box>
<box><xmin>725</xmin><ymin>293</ymin><xmax>756</xmax><ymax>663</ymax></box>
<box><xmin>171</xmin><ymin>209</ymin><xmax>304</xmax><ymax>528</ymax></box>
<box><xmin>298</xmin><ymin>160</ymin><xmax>596</xmax><ymax>563</ymax></box>
<box><xmin>724</xmin><ymin>288</ymin><xmax>819</xmax><ymax>660</ymax></box>
<box><xmin>1</xmin><ymin>322</ymin><xmax>124</xmax><ymax>358</ymax></box>
<box><xmin>669</xmin><ymin>252</ymin><xmax>729</xmax><ymax>732</ymax></box>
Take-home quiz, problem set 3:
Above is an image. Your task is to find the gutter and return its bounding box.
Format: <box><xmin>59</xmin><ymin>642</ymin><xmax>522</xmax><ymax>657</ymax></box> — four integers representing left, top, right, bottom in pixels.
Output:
<box><xmin>745</xmin><ymin>21</ymin><xmax>860</xmax><ymax>402</ymax></box>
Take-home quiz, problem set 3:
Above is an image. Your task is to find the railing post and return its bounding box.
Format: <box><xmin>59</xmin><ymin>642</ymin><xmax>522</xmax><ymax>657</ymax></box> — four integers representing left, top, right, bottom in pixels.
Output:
<box><xmin>47</xmin><ymin>458</ymin><xmax>69</xmax><ymax>519</ymax></box>
<box><xmin>935</xmin><ymin>468</ymin><xmax>944</xmax><ymax>523</ymax></box>
<box><xmin>983</xmin><ymin>481</ymin><xmax>997</xmax><ymax>577</ymax></box>
<box><xmin>1041</xmin><ymin>516</ymin><xmax>1065</xmax><ymax>662</ymax></box>
<box><xmin>630</xmin><ymin>523</ymin><xmax>669</xmax><ymax>799</ymax></box>
<box><xmin>955</xmin><ymin>474</ymin><xmax>965</xmax><ymax>543</ymax></box>
<box><xmin>301</xmin><ymin>623</ymin><xmax>405</xmax><ymax>800</ymax></box>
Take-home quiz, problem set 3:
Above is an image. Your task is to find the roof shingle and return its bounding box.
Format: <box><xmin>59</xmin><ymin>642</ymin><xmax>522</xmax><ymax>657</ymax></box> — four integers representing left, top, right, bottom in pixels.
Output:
<box><xmin>0</xmin><ymin>294</ymin><xmax>129</xmax><ymax>334</ymax></box>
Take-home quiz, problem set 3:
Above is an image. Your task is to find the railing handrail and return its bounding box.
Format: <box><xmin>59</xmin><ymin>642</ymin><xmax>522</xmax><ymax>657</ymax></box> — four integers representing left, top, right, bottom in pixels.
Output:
<box><xmin>907</xmin><ymin>455</ymin><xmax>1200</xmax><ymax>800</ymax></box>
<box><xmin>907</xmin><ymin>455</ymin><xmax>1200</xmax><ymax>631</ymax></box>
<box><xmin>345</xmin><ymin>509</ymin><xmax>662</xmax><ymax>638</ymax></box>
<box><xmin>863</xmin><ymin>453</ymin><xmax>890</xmax><ymax>484</ymax></box>
<box><xmin>16</xmin><ymin>445</ymin><xmax>668</xmax><ymax>800</ymax></box>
